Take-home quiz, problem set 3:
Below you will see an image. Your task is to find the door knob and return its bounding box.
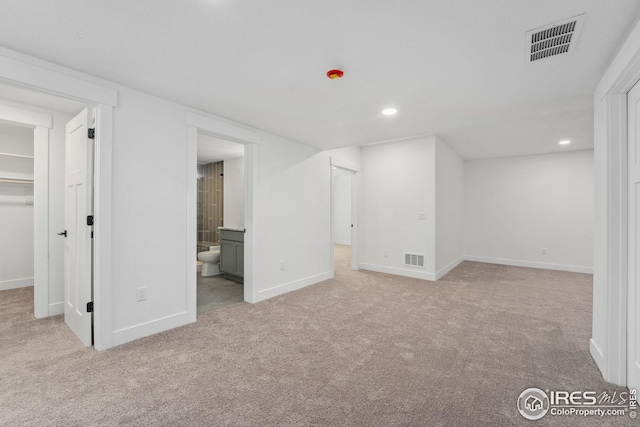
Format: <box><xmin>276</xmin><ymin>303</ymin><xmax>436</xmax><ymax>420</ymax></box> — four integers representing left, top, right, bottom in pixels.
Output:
<box><xmin>57</xmin><ymin>230</ymin><xmax>67</xmax><ymax>237</ymax></box>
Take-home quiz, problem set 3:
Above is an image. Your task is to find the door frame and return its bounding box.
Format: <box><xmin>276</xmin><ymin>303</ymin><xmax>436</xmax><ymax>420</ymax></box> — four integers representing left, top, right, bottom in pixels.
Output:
<box><xmin>594</xmin><ymin>32</ymin><xmax>640</xmax><ymax>385</ymax></box>
<box><xmin>0</xmin><ymin>104</ymin><xmax>51</xmax><ymax>318</ymax></box>
<box><xmin>627</xmin><ymin>80</ymin><xmax>640</xmax><ymax>391</ymax></box>
<box><xmin>0</xmin><ymin>50</ymin><xmax>118</xmax><ymax>350</ymax></box>
<box><xmin>329</xmin><ymin>157</ymin><xmax>360</xmax><ymax>274</ymax></box>
<box><xmin>186</xmin><ymin>111</ymin><xmax>259</xmax><ymax>320</ymax></box>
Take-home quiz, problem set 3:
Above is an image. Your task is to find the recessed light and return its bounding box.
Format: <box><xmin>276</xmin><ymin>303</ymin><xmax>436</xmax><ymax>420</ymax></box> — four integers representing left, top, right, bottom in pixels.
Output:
<box><xmin>559</xmin><ymin>140</ymin><xmax>571</xmax><ymax>145</ymax></box>
<box><xmin>382</xmin><ymin>108</ymin><xmax>397</xmax><ymax>116</ymax></box>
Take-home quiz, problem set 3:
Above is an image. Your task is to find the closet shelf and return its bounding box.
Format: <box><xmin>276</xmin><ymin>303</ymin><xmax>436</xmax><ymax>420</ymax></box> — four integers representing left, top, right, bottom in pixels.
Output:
<box><xmin>0</xmin><ymin>152</ymin><xmax>34</xmax><ymax>159</ymax></box>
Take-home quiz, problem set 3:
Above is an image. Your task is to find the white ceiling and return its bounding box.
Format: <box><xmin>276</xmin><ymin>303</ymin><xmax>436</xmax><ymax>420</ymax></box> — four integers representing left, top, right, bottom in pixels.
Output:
<box><xmin>440</xmin><ymin>96</ymin><xmax>594</xmax><ymax>159</ymax></box>
<box><xmin>0</xmin><ymin>1</ymin><xmax>638</xmax><ymax>159</ymax></box>
<box><xmin>197</xmin><ymin>133</ymin><xmax>244</xmax><ymax>164</ymax></box>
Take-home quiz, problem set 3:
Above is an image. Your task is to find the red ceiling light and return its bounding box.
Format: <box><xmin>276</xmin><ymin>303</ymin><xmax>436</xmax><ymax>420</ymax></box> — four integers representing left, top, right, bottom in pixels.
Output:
<box><xmin>327</xmin><ymin>69</ymin><xmax>344</xmax><ymax>80</ymax></box>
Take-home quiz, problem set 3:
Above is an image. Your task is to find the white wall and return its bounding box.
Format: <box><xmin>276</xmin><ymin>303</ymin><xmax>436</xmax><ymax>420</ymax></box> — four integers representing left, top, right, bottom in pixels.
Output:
<box><xmin>333</xmin><ymin>172</ymin><xmax>351</xmax><ymax>245</ymax></box>
<box><xmin>435</xmin><ymin>137</ymin><xmax>464</xmax><ymax>277</ymax></box>
<box><xmin>464</xmin><ymin>150</ymin><xmax>594</xmax><ymax>273</ymax></box>
<box><xmin>0</xmin><ymin>47</ymin><xmax>351</xmax><ymax>348</ymax></box>
<box><xmin>109</xmin><ymin>87</ymin><xmax>341</xmax><ymax>340</ymax></box>
<box><xmin>110</xmin><ymin>89</ymin><xmax>190</xmax><ymax>335</ymax></box>
<box><xmin>223</xmin><ymin>156</ymin><xmax>244</xmax><ymax>228</ymax></box>
<box><xmin>0</xmin><ymin>125</ymin><xmax>34</xmax><ymax>290</ymax></box>
<box><xmin>360</xmin><ymin>136</ymin><xmax>437</xmax><ymax>280</ymax></box>
<box><xmin>253</xmin><ymin>133</ymin><xmax>333</xmax><ymax>300</ymax></box>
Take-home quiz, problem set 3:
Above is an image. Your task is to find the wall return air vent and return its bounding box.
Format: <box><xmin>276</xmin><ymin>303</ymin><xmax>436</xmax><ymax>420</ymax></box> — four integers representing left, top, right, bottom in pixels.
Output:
<box><xmin>404</xmin><ymin>253</ymin><xmax>425</xmax><ymax>268</ymax></box>
<box><xmin>525</xmin><ymin>14</ymin><xmax>585</xmax><ymax>63</ymax></box>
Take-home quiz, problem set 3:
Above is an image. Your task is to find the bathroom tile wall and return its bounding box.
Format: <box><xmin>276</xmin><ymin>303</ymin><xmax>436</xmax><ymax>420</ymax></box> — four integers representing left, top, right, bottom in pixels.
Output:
<box><xmin>197</xmin><ymin>161</ymin><xmax>224</xmax><ymax>247</ymax></box>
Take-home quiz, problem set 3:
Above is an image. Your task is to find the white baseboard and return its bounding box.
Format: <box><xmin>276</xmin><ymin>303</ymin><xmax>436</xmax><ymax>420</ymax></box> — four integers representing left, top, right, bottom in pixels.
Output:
<box><xmin>590</xmin><ymin>338</ymin><xmax>605</xmax><ymax>376</ymax></box>
<box><xmin>359</xmin><ymin>263</ymin><xmax>436</xmax><ymax>281</ymax></box>
<box><xmin>436</xmin><ymin>257</ymin><xmax>464</xmax><ymax>280</ymax></box>
<box><xmin>0</xmin><ymin>277</ymin><xmax>33</xmax><ymax>291</ymax></box>
<box><xmin>255</xmin><ymin>271</ymin><xmax>333</xmax><ymax>302</ymax></box>
<box><xmin>48</xmin><ymin>301</ymin><xmax>63</xmax><ymax>316</ymax></box>
<box><xmin>112</xmin><ymin>311</ymin><xmax>190</xmax><ymax>347</ymax></box>
<box><xmin>334</xmin><ymin>240</ymin><xmax>351</xmax><ymax>246</ymax></box>
<box><xmin>464</xmin><ymin>255</ymin><xmax>593</xmax><ymax>274</ymax></box>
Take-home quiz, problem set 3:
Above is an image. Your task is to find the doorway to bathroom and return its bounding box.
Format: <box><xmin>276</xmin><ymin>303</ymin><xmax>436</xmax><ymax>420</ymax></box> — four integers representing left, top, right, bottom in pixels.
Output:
<box><xmin>195</xmin><ymin>132</ymin><xmax>246</xmax><ymax>314</ymax></box>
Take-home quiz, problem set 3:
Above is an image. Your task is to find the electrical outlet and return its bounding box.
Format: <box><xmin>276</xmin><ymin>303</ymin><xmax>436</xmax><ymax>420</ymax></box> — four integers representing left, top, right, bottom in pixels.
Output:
<box><xmin>542</xmin><ymin>248</ymin><xmax>548</xmax><ymax>255</ymax></box>
<box><xmin>418</xmin><ymin>212</ymin><xmax>426</xmax><ymax>220</ymax></box>
<box><xmin>384</xmin><ymin>250</ymin><xmax>389</xmax><ymax>258</ymax></box>
<box><xmin>136</xmin><ymin>287</ymin><xmax>148</xmax><ymax>301</ymax></box>
<box><xmin>280</xmin><ymin>261</ymin><xmax>285</xmax><ymax>271</ymax></box>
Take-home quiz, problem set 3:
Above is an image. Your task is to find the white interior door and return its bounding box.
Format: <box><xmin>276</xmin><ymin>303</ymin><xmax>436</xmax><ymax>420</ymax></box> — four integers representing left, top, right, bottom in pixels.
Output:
<box><xmin>628</xmin><ymin>81</ymin><xmax>640</xmax><ymax>391</ymax></box>
<box><xmin>64</xmin><ymin>108</ymin><xmax>94</xmax><ymax>347</ymax></box>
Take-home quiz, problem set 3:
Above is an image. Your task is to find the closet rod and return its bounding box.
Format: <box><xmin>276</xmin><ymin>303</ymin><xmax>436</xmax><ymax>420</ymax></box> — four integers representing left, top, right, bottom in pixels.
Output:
<box><xmin>0</xmin><ymin>178</ymin><xmax>33</xmax><ymax>184</ymax></box>
<box><xmin>0</xmin><ymin>152</ymin><xmax>34</xmax><ymax>159</ymax></box>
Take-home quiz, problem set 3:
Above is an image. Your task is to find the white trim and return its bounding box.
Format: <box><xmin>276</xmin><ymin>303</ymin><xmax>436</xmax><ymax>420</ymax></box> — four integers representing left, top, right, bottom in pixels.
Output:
<box><xmin>112</xmin><ymin>312</ymin><xmax>189</xmax><ymax>348</ymax></box>
<box><xmin>590</xmin><ymin>338</ymin><xmax>606</xmax><ymax>374</ymax></box>
<box><xmin>93</xmin><ymin>104</ymin><xmax>114</xmax><ymax>351</ymax></box>
<box><xmin>350</xmin><ymin>171</ymin><xmax>359</xmax><ymax>271</ymax></box>
<box><xmin>185</xmin><ymin>111</ymin><xmax>260</xmax><ymax>145</ymax></box>
<box><xmin>436</xmin><ymin>256</ymin><xmax>464</xmax><ymax>280</ymax></box>
<box><xmin>603</xmin><ymin>94</ymin><xmax>629</xmax><ymax>386</ymax></box>
<box><xmin>330</xmin><ymin>163</ymin><xmax>360</xmax><ymax>275</ymax></box>
<box><xmin>359</xmin><ymin>263</ymin><xmax>437</xmax><ymax>281</ymax></box>
<box><xmin>0</xmin><ymin>277</ymin><xmax>33</xmax><ymax>291</ymax></box>
<box><xmin>0</xmin><ymin>51</ymin><xmax>117</xmax><ymax>107</ymax></box>
<box><xmin>330</xmin><ymin>156</ymin><xmax>361</xmax><ymax>173</ymax></box>
<box><xmin>33</xmin><ymin>126</ymin><xmax>49</xmax><ymax>319</ymax></box>
<box><xmin>464</xmin><ymin>255</ymin><xmax>593</xmax><ymax>274</ymax></box>
<box><xmin>186</xmin><ymin>112</ymin><xmax>259</xmax><ymax>311</ymax></box>
<box><xmin>48</xmin><ymin>301</ymin><xmax>63</xmax><ymax>316</ymax></box>
<box><xmin>0</xmin><ymin>104</ymin><xmax>51</xmax><ymax>128</ymax></box>
<box><xmin>329</xmin><ymin>164</ymin><xmax>335</xmax><ymax>276</ymax></box>
<box><xmin>244</xmin><ymin>142</ymin><xmax>258</xmax><ymax>303</ymax></box>
<box><xmin>186</xmin><ymin>126</ymin><xmax>197</xmax><ymax>323</ymax></box>
<box><xmin>255</xmin><ymin>271</ymin><xmax>333</xmax><ymax>302</ymax></box>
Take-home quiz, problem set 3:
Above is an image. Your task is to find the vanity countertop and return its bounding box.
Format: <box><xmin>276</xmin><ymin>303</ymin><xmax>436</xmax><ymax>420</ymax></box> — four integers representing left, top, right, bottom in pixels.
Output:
<box><xmin>218</xmin><ymin>227</ymin><xmax>244</xmax><ymax>232</ymax></box>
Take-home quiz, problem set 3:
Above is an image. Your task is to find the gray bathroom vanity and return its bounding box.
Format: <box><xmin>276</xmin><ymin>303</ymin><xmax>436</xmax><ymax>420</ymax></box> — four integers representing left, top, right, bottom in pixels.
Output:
<box><xmin>219</xmin><ymin>228</ymin><xmax>244</xmax><ymax>283</ymax></box>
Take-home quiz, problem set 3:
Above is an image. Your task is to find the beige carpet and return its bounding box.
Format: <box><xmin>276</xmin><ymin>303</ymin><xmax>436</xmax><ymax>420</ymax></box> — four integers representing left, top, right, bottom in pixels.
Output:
<box><xmin>0</xmin><ymin>247</ymin><xmax>633</xmax><ymax>426</ymax></box>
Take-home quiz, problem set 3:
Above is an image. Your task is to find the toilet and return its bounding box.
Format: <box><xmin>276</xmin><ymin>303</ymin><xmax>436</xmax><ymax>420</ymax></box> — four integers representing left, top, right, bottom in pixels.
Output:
<box><xmin>197</xmin><ymin>246</ymin><xmax>221</xmax><ymax>277</ymax></box>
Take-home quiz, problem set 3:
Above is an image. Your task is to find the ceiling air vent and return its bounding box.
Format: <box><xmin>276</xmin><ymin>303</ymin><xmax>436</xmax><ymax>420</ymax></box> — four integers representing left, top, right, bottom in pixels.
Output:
<box><xmin>525</xmin><ymin>14</ymin><xmax>585</xmax><ymax>63</ymax></box>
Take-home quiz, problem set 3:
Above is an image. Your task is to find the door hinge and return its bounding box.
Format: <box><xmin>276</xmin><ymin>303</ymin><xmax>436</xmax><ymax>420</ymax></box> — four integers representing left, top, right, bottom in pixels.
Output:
<box><xmin>87</xmin><ymin>302</ymin><xmax>94</xmax><ymax>313</ymax></box>
<box><xmin>87</xmin><ymin>215</ymin><xmax>94</xmax><ymax>226</ymax></box>
<box><xmin>88</xmin><ymin>128</ymin><xmax>95</xmax><ymax>139</ymax></box>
